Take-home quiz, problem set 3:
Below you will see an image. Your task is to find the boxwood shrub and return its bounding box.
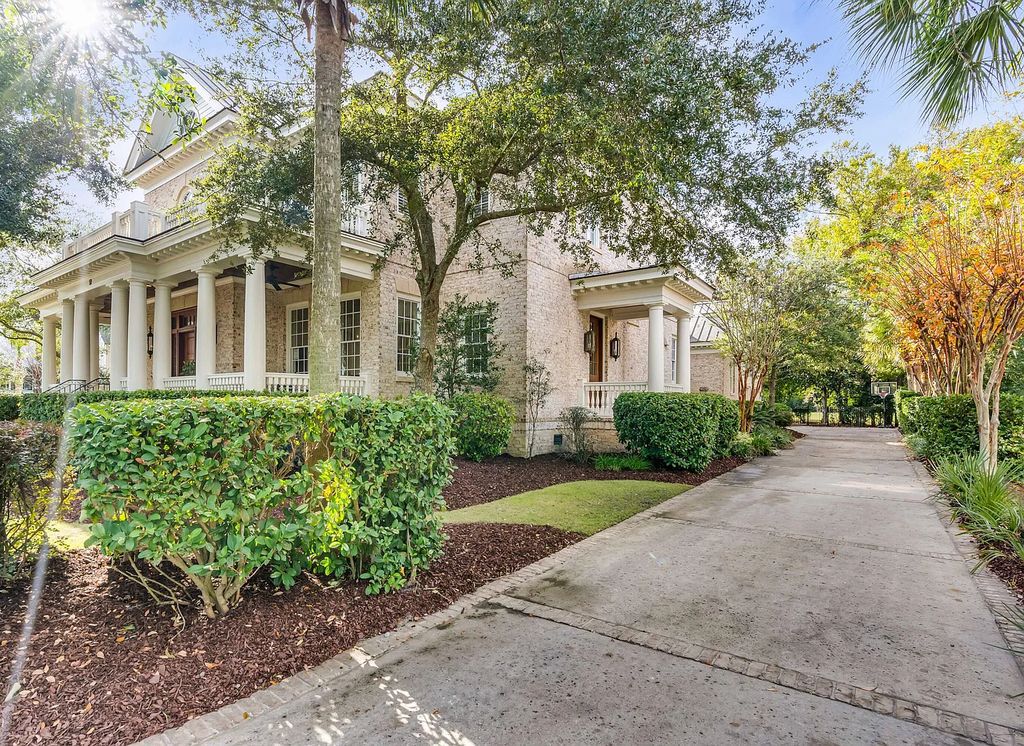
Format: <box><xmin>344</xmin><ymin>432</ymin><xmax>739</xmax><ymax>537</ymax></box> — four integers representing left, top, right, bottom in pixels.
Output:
<box><xmin>69</xmin><ymin>393</ymin><xmax>454</xmax><ymax>617</ymax></box>
<box><xmin>0</xmin><ymin>395</ymin><xmax>18</xmax><ymax>421</ymax></box>
<box><xmin>613</xmin><ymin>392</ymin><xmax>739</xmax><ymax>471</ymax></box>
<box><xmin>895</xmin><ymin>389</ymin><xmax>922</xmax><ymax>433</ymax></box>
<box><xmin>449</xmin><ymin>392</ymin><xmax>514</xmax><ymax>461</ymax></box>
<box><xmin>22</xmin><ymin>388</ymin><xmax>304</xmax><ymax>423</ymax></box>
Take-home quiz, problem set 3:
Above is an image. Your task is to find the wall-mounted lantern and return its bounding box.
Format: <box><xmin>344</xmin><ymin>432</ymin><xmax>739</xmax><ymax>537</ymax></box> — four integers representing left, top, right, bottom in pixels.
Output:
<box><xmin>583</xmin><ymin>329</ymin><xmax>595</xmax><ymax>354</ymax></box>
<box><xmin>609</xmin><ymin>334</ymin><xmax>621</xmax><ymax>360</ymax></box>
<box><xmin>147</xmin><ymin>327</ymin><xmax>154</xmax><ymax>358</ymax></box>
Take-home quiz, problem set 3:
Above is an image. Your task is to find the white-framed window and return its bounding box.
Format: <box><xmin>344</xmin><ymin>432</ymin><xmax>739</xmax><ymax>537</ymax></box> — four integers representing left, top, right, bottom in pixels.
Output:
<box><xmin>397</xmin><ymin>297</ymin><xmax>421</xmax><ymax>374</ymax></box>
<box><xmin>670</xmin><ymin>335</ymin><xmax>678</xmax><ymax>384</ymax></box>
<box><xmin>340</xmin><ymin>296</ymin><xmax>361</xmax><ymax>376</ymax></box>
<box><xmin>585</xmin><ymin>222</ymin><xmax>600</xmax><ymax>249</ymax></box>
<box><xmin>469</xmin><ymin>184</ymin><xmax>489</xmax><ymax>218</ymax></box>
<box><xmin>397</xmin><ymin>188</ymin><xmax>408</xmax><ymax>213</ymax></box>
<box><xmin>288</xmin><ymin>304</ymin><xmax>310</xmax><ymax>374</ymax></box>
<box><xmin>465</xmin><ymin>309</ymin><xmax>491</xmax><ymax>375</ymax></box>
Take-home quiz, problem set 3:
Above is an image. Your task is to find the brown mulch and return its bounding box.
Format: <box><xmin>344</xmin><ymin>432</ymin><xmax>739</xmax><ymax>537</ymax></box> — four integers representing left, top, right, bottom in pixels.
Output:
<box><xmin>787</xmin><ymin>428</ymin><xmax>806</xmax><ymax>440</ymax></box>
<box><xmin>0</xmin><ymin>523</ymin><xmax>583</xmax><ymax>746</ymax></box>
<box><xmin>987</xmin><ymin>552</ymin><xmax>1024</xmax><ymax>605</ymax></box>
<box><xmin>444</xmin><ymin>453</ymin><xmax>747</xmax><ymax>510</ymax></box>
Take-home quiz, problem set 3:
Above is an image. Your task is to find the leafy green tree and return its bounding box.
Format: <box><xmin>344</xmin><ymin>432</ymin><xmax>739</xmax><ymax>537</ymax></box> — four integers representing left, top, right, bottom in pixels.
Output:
<box><xmin>197</xmin><ymin>0</ymin><xmax>863</xmax><ymax>391</ymax></box>
<box><xmin>433</xmin><ymin>295</ymin><xmax>505</xmax><ymax>400</ymax></box>
<box><xmin>839</xmin><ymin>0</ymin><xmax>1024</xmax><ymax>126</ymax></box>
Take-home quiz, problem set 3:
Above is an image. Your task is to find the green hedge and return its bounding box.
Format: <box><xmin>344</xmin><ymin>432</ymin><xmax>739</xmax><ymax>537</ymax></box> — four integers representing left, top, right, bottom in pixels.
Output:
<box><xmin>69</xmin><ymin>393</ymin><xmax>454</xmax><ymax>617</ymax></box>
<box><xmin>21</xmin><ymin>388</ymin><xmax>304</xmax><ymax>423</ymax></box>
<box><xmin>895</xmin><ymin>389</ymin><xmax>922</xmax><ymax>432</ymax></box>
<box><xmin>449</xmin><ymin>392</ymin><xmax>514</xmax><ymax>461</ymax></box>
<box><xmin>0</xmin><ymin>395</ymin><xmax>18</xmax><ymax>421</ymax></box>
<box><xmin>613</xmin><ymin>392</ymin><xmax>739</xmax><ymax>471</ymax></box>
<box><xmin>900</xmin><ymin>393</ymin><xmax>1024</xmax><ymax>462</ymax></box>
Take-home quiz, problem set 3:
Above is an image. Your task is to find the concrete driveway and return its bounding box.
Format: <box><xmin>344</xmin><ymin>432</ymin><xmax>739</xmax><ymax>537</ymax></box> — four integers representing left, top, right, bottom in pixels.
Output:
<box><xmin>152</xmin><ymin>427</ymin><xmax>1024</xmax><ymax>745</ymax></box>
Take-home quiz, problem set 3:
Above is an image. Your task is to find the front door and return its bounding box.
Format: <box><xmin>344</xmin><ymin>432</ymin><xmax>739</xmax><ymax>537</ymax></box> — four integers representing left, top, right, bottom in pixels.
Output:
<box><xmin>589</xmin><ymin>315</ymin><xmax>605</xmax><ymax>382</ymax></box>
<box><xmin>171</xmin><ymin>307</ymin><xmax>197</xmax><ymax>376</ymax></box>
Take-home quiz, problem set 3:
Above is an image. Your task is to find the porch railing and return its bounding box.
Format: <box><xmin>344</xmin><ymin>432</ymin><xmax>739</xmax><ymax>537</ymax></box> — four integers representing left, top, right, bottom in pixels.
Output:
<box><xmin>209</xmin><ymin>373</ymin><xmax>245</xmax><ymax>391</ymax></box>
<box><xmin>163</xmin><ymin>376</ymin><xmax>196</xmax><ymax>390</ymax></box>
<box><xmin>338</xmin><ymin>375</ymin><xmax>366</xmax><ymax>396</ymax></box>
<box><xmin>265</xmin><ymin>373</ymin><xmax>309</xmax><ymax>393</ymax></box>
<box><xmin>581</xmin><ymin>381</ymin><xmax>647</xmax><ymax>418</ymax></box>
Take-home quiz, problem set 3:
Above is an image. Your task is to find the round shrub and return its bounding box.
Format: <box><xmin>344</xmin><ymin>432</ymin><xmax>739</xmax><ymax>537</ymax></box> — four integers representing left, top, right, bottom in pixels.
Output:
<box><xmin>0</xmin><ymin>395</ymin><xmax>19</xmax><ymax>421</ymax></box>
<box><xmin>450</xmin><ymin>392</ymin><xmax>515</xmax><ymax>461</ymax></box>
<box><xmin>613</xmin><ymin>392</ymin><xmax>738</xmax><ymax>471</ymax></box>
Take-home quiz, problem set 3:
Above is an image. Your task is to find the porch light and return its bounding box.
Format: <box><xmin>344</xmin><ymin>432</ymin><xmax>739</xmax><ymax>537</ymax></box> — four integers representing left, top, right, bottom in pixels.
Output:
<box><xmin>146</xmin><ymin>327</ymin><xmax>154</xmax><ymax>358</ymax></box>
<box><xmin>609</xmin><ymin>334</ymin><xmax>620</xmax><ymax>360</ymax></box>
<box><xmin>583</xmin><ymin>329</ymin><xmax>594</xmax><ymax>354</ymax></box>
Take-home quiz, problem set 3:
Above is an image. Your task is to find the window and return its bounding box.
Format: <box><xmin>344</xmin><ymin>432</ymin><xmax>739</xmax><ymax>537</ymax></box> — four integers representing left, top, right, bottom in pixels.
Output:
<box><xmin>340</xmin><ymin>297</ymin><xmax>361</xmax><ymax>376</ymax></box>
<box><xmin>670</xmin><ymin>335</ymin><xmax>678</xmax><ymax>384</ymax></box>
<box><xmin>289</xmin><ymin>306</ymin><xmax>310</xmax><ymax>374</ymax></box>
<box><xmin>585</xmin><ymin>222</ymin><xmax>600</xmax><ymax>249</ymax></box>
<box><xmin>465</xmin><ymin>310</ymin><xmax>491</xmax><ymax>375</ymax></box>
<box><xmin>397</xmin><ymin>298</ymin><xmax>421</xmax><ymax>374</ymax></box>
<box><xmin>397</xmin><ymin>189</ymin><xmax>408</xmax><ymax>213</ymax></box>
<box><xmin>469</xmin><ymin>184</ymin><xmax>489</xmax><ymax>218</ymax></box>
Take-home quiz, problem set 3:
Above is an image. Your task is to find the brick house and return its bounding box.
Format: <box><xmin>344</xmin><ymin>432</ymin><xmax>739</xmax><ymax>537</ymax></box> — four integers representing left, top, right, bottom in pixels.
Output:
<box><xmin>19</xmin><ymin>70</ymin><xmax>736</xmax><ymax>455</ymax></box>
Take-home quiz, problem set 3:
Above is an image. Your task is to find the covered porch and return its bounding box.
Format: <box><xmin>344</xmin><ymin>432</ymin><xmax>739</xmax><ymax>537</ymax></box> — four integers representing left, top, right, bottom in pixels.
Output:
<box><xmin>569</xmin><ymin>265</ymin><xmax>714</xmax><ymax>417</ymax></box>
<box><xmin>25</xmin><ymin>202</ymin><xmax>381</xmax><ymax>396</ymax></box>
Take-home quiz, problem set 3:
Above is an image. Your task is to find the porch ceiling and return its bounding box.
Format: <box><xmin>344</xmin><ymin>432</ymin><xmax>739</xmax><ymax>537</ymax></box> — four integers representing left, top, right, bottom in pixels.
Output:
<box><xmin>568</xmin><ymin>265</ymin><xmax>714</xmax><ymax>318</ymax></box>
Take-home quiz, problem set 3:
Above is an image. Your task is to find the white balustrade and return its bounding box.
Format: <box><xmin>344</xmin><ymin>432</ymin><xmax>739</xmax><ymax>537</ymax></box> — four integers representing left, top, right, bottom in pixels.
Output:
<box><xmin>118</xmin><ymin>377</ymin><xmax>128</xmax><ymax>391</ymax></box>
<box><xmin>581</xmin><ymin>381</ymin><xmax>648</xmax><ymax>418</ymax></box>
<box><xmin>208</xmin><ymin>373</ymin><xmax>245</xmax><ymax>391</ymax></box>
<box><xmin>61</xmin><ymin>200</ymin><xmax>207</xmax><ymax>258</ymax></box>
<box><xmin>342</xmin><ymin>205</ymin><xmax>370</xmax><ymax>237</ymax></box>
<box><xmin>265</xmin><ymin>373</ymin><xmax>310</xmax><ymax>393</ymax></box>
<box><xmin>338</xmin><ymin>375</ymin><xmax>366</xmax><ymax>396</ymax></box>
<box><xmin>164</xmin><ymin>376</ymin><xmax>196</xmax><ymax>390</ymax></box>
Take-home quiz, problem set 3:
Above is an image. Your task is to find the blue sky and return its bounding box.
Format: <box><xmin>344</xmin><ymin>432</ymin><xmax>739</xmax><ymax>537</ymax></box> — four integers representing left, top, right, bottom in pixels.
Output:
<box><xmin>71</xmin><ymin>0</ymin><xmax>1020</xmax><ymax>222</ymax></box>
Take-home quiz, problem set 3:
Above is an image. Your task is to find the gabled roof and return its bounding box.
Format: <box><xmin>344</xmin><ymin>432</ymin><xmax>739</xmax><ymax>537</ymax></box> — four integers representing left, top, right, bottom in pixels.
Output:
<box><xmin>123</xmin><ymin>59</ymin><xmax>237</xmax><ymax>177</ymax></box>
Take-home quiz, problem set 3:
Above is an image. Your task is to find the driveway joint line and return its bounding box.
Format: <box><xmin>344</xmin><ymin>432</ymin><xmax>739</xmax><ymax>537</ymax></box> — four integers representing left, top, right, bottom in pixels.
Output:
<box><xmin>646</xmin><ymin>513</ymin><xmax>963</xmax><ymax>561</ymax></box>
<box><xmin>493</xmin><ymin>593</ymin><xmax>1019</xmax><ymax>745</ymax></box>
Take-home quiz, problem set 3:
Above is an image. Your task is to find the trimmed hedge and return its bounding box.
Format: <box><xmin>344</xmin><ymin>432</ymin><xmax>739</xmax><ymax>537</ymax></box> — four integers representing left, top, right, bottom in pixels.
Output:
<box><xmin>0</xmin><ymin>395</ymin><xmax>18</xmax><ymax>421</ymax></box>
<box><xmin>449</xmin><ymin>392</ymin><xmax>514</xmax><ymax>461</ymax></box>
<box><xmin>899</xmin><ymin>392</ymin><xmax>1024</xmax><ymax>462</ymax></box>
<box><xmin>895</xmin><ymin>389</ymin><xmax>922</xmax><ymax>432</ymax></box>
<box><xmin>613</xmin><ymin>392</ymin><xmax>739</xmax><ymax>471</ymax></box>
<box><xmin>21</xmin><ymin>388</ymin><xmax>304</xmax><ymax>423</ymax></box>
<box><xmin>70</xmin><ymin>394</ymin><xmax>454</xmax><ymax>617</ymax></box>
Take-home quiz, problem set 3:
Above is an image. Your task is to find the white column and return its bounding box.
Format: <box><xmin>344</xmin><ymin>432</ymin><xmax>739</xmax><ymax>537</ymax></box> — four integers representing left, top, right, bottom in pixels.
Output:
<box><xmin>127</xmin><ymin>279</ymin><xmax>149</xmax><ymax>390</ymax></box>
<box><xmin>152</xmin><ymin>281</ymin><xmax>173</xmax><ymax>389</ymax></box>
<box><xmin>195</xmin><ymin>269</ymin><xmax>217</xmax><ymax>389</ymax></box>
<box><xmin>243</xmin><ymin>260</ymin><xmax>267</xmax><ymax>391</ymax></box>
<box><xmin>675</xmin><ymin>313</ymin><xmax>691</xmax><ymax>393</ymax></box>
<box><xmin>59</xmin><ymin>299</ymin><xmax>74</xmax><ymax>383</ymax></box>
<box><xmin>109</xmin><ymin>281</ymin><xmax>128</xmax><ymax>385</ymax></box>
<box><xmin>72</xmin><ymin>294</ymin><xmax>90</xmax><ymax>382</ymax></box>
<box><xmin>41</xmin><ymin>316</ymin><xmax>57</xmax><ymax>390</ymax></box>
<box><xmin>647</xmin><ymin>304</ymin><xmax>665</xmax><ymax>392</ymax></box>
<box><xmin>89</xmin><ymin>304</ymin><xmax>100</xmax><ymax>381</ymax></box>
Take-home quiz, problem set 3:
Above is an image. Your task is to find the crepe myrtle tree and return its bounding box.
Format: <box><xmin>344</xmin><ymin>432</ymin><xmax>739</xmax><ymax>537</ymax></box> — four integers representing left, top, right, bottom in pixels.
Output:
<box><xmin>196</xmin><ymin>0</ymin><xmax>863</xmax><ymax>391</ymax></box>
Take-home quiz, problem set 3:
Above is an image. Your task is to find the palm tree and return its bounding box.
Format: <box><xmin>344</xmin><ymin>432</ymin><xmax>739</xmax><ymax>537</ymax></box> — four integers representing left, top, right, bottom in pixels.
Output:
<box><xmin>839</xmin><ymin>0</ymin><xmax>1024</xmax><ymax>127</ymax></box>
<box><xmin>295</xmin><ymin>0</ymin><xmax>497</xmax><ymax>394</ymax></box>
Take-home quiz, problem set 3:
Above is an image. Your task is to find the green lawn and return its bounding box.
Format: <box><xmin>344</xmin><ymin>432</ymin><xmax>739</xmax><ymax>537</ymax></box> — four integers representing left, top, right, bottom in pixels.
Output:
<box><xmin>48</xmin><ymin>519</ymin><xmax>91</xmax><ymax>550</ymax></box>
<box><xmin>444</xmin><ymin>479</ymin><xmax>688</xmax><ymax>536</ymax></box>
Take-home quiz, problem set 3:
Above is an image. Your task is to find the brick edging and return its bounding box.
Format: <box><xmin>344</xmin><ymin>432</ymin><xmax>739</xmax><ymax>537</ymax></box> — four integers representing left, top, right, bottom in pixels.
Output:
<box><xmin>493</xmin><ymin>594</ymin><xmax>1022</xmax><ymax>745</ymax></box>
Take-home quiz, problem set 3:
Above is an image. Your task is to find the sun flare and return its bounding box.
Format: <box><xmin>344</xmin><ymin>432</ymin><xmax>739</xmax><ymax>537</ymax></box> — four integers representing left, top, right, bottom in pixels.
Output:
<box><xmin>49</xmin><ymin>0</ymin><xmax>106</xmax><ymax>41</ymax></box>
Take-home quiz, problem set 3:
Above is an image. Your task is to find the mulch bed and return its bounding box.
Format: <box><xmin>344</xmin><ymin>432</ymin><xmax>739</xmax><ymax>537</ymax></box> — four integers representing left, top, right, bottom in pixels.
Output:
<box><xmin>0</xmin><ymin>523</ymin><xmax>583</xmax><ymax>746</ymax></box>
<box><xmin>444</xmin><ymin>453</ymin><xmax>747</xmax><ymax>510</ymax></box>
<box><xmin>987</xmin><ymin>552</ymin><xmax>1024</xmax><ymax>605</ymax></box>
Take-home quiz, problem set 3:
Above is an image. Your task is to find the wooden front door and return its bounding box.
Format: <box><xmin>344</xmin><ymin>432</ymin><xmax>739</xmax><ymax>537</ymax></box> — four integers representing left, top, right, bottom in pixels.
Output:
<box><xmin>171</xmin><ymin>307</ymin><xmax>197</xmax><ymax>376</ymax></box>
<box><xmin>589</xmin><ymin>315</ymin><xmax>605</xmax><ymax>382</ymax></box>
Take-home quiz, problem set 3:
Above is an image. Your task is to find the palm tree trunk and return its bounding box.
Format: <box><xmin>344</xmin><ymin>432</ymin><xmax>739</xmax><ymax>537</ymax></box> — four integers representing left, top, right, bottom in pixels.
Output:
<box><xmin>308</xmin><ymin>1</ymin><xmax>346</xmax><ymax>394</ymax></box>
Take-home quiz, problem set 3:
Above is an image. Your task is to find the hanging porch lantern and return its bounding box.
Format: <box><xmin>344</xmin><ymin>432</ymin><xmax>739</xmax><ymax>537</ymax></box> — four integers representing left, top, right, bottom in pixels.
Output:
<box><xmin>609</xmin><ymin>334</ymin><xmax>621</xmax><ymax>360</ymax></box>
<box><xmin>583</xmin><ymin>328</ymin><xmax>595</xmax><ymax>354</ymax></box>
<box><xmin>146</xmin><ymin>327</ymin><xmax>154</xmax><ymax>358</ymax></box>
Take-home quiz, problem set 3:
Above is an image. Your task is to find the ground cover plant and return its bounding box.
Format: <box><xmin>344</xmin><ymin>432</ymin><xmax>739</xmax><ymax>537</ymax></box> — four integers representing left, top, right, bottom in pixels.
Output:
<box><xmin>594</xmin><ymin>454</ymin><xmax>652</xmax><ymax>472</ymax></box>
<box><xmin>444</xmin><ymin>480</ymin><xmax>686</xmax><ymax>535</ymax></box>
